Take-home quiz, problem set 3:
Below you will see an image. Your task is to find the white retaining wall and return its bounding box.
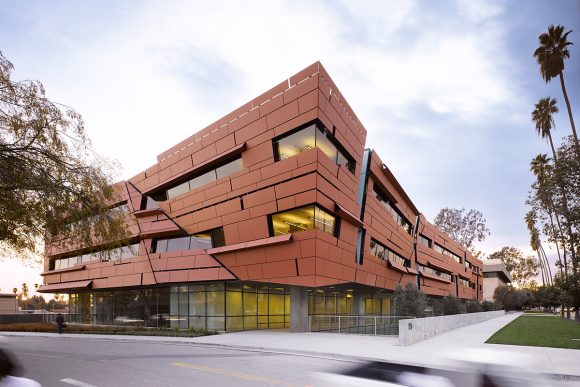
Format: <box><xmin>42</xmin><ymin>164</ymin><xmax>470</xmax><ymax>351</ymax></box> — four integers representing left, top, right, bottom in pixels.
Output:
<box><xmin>398</xmin><ymin>310</ymin><xmax>505</xmax><ymax>345</ymax></box>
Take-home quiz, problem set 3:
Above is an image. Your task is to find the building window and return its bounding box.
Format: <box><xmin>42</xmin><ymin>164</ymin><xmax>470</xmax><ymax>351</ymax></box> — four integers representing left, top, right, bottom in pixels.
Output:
<box><xmin>143</xmin><ymin>156</ymin><xmax>243</xmax><ymax>205</ymax></box>
<box><xmin>369</xmin><ymin>238</ymin><xmax>409</xmax><ymax>267</ymax></box>
<box><xmin>66</xmin><ymin>202</ymin><xmax>129</xmax><ymax>232</ymax></box>
<box><xmin>418</xmin><ymin>234</ymin><xmax>432</xmax><ymax>248</ymax></box>
<box><xmin>372</xmin><ymin>185</ymin><xmax>413</xmax><ymax>235</ymax></box>
<box><xmin>153</xmin><ymin>228</ymin><xmax>225</xmax><ymax>253</ymax></box>
<box><xmin>416</xmin><ymin>263</ymin><xmax>453</xmax><ymax>282</ymax></box>
<box><xmin>51</xmin><ymin>242</ymin><xmax>140</xmax><ymax>271</ymax></box>
<box><xmin>433</xmin><ymin>243</ymin><xmax>462</xmax><ymax>264</ymax></box>
<box><xmin>270</xmin><ymin>205</ymin><xmax>338</xmax><ymax>237</ymax></box>
<box><xmin>459</xmin><ymin>277</ymin><xmax>470</xmax><ymax>287</ymax></box>
<box><xmin>273</xmin><ymin>123</ymin><xmax>355</xmax><ymax>173</ymax></box>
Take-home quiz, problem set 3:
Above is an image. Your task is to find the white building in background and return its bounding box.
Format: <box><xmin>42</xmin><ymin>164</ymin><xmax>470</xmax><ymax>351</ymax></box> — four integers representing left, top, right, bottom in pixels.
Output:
<box><xmin>482</xmin><ymin>259</ymin><xmax>512</xmax><ymax>302</ymax></box>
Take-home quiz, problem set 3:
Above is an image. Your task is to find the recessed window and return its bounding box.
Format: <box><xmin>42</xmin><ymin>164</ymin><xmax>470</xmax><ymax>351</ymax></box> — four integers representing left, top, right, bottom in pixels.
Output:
<box><xmin>153</xmin><ymin>228</ymin><xmax>225</xmax><ymax>253</ymax></box>
<box><xmin>434</xmin><ymin>243</ymin><xmax>462</xmax><ymax>264</ymax></box>
<box><xmin>417</xmin><ymin>263</ymin><xmax>453</xmax><ymax>282</ymax></box>
<box><xmin>369</xmin><ymin>238</ymin><xmax>409</xmax><ymax>267</ymax></box>
<box><xmin>418</xmin><ymin>234</ymin><xmax>432</xmax><ymax>248</ymax></box>
<box><xmin>146</xmin><ymin>156</ymin><xmax>244</xmax><ymax>202</ymax></box>
<box><xmin>50</xmin><ymin>242</ymin><xmax>139</xmax><ymax>271</ymax></box>
<box><xmin>273</xmin><ymin>123</ymin><xmax>355</xmax><ymax>173</ymax></box>
<box><xmin>270</xmin><ymin>205</ymin><xmax>338</xmax><ymax>237</ymax></box>
<box><xmin>372</xmin><ymin>185</ymin><xmax>413</xmax><ymax>235</ymax></box>
<box><xmin>459</xmin><ymin>277</ymin><xmax>470</xmax><ymax>287</ymax></box>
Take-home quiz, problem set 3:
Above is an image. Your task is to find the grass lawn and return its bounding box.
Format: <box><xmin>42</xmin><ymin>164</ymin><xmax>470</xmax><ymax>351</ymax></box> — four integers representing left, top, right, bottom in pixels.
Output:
<box><xmin>0</xmin><ymin>323</ymin><xmax>216</xmax><ymax>337</ymax></box>
<box><xmin>486</xmin><ymin>315</ymin><xmax>580</xmax><ymax>349</ymax></box>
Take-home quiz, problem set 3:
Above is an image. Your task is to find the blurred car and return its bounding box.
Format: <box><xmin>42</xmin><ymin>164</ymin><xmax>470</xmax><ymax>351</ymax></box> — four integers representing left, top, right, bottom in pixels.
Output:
<box><xmin>313</xmin><ymin>349</ymin><xmax>553</xmax><ymax>387</ymax></box>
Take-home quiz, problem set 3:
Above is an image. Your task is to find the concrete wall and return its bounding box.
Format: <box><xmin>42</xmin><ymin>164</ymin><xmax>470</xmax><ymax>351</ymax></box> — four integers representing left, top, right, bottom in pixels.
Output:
<box><xmin>398</xmin><ymin>310</ymin><xmax>505</xmax><ymax>345</ymax></box>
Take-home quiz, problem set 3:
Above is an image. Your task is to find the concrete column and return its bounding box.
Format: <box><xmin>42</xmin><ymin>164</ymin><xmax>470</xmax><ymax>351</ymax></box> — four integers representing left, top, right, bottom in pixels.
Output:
<box><xmin>290</xmin><ymin>286</ymin><xmax>308</xmax><ymax>332</ymax></box>
<box><xmin>352</xmin><ymin>292</ymin><xmax>365</xmax><ymax>315</ymax></box>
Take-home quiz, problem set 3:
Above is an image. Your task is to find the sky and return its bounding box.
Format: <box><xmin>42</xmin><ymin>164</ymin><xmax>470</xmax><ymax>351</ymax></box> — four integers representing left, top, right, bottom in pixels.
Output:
<box><xmin>1</xmin><ymin>0</ymin><xmax>579</xmax><ymax>297</ymax></box>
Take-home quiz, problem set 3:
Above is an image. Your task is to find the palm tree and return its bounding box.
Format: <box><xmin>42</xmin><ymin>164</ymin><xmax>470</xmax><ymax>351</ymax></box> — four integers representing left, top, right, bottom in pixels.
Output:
<box><xmin>532</xmin><ymin>98</ymin><xmax>559</xmax><ymax>160</ymax></box>
<box><xmin>531</xmin><ymin>99</ymin><xmax>577</xmax><ymax>288</ymax></box>
<box><xmin>529</xmin><ymin>155</ymin><xmax>564</xmax><ymax>274</ymax></box>
<box><xmin>534</xmin><ymin>25</ymin><xmax>579</xmax><ymax>157</ymax></box>
<box><xmin>525</xmin><ymin>210</ymin><xmax>553</xmax><ymax>286</ymax></box>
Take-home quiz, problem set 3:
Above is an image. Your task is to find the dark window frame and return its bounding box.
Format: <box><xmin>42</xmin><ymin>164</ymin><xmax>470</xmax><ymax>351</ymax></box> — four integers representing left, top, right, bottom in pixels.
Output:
<box><xmin>369</xmin><ymin>237</ymin><xmax>410</xmax><ymax>268</ymax></box>
<box><xmin>152</xmin><ymin>227</ymin><xmax>226</xmax><ymax>253</ymax></box>
<box><xmin>267</xmin><ymin>203</ymin><xmax>341</xmax><ymax>238</ymax></box>
<box><xmin>272</xmin><ymin>120</ymin><xmax>356</xmax><ymax>174</ymax></box>
<box><xmin>372</xmin><ymin>184</ymin><xmax>413</xmax><ymax>235</ymax></box>
<box><xmin>143</xmin><ymin>156</ymin><xmax>244</xmax><ymax>208</ymax></box>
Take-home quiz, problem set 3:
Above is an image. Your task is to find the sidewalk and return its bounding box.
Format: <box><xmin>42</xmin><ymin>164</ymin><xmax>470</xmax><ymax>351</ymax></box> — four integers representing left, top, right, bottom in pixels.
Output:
<box><xmin>2</xmin><ymin>312</ymin><xmax>579</xmax><ymax>378</ymax></box>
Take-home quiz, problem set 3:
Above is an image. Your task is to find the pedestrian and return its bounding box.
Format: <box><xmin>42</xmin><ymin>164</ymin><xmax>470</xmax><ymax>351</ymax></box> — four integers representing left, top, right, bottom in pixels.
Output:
<box><xmin>55</xmin><ymin>313</ymin><xmax>65</xmax><ymax>334</ymax></box>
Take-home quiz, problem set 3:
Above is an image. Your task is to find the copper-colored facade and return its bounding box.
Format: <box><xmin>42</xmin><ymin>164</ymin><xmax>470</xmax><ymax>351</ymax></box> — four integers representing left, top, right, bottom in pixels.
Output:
<box><xmin>40</xmin><ymin>62</ymin><xmax>482</xmax><ymax>330</ymax></box>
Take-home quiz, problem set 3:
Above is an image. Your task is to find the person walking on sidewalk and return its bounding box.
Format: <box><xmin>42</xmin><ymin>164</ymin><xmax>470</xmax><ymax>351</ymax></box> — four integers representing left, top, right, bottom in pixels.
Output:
<box><xmin>55</xmin><ymin>313</ymin><xmax>65</xmax><ymax>334</ymax></box>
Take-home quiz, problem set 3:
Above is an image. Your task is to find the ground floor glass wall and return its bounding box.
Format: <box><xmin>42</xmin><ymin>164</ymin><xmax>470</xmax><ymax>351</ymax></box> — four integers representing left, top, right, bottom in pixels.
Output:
<box><xmin>69</xmin><ymin>282</ymin><xmax>289</xmax><ymax>331</ymax></box>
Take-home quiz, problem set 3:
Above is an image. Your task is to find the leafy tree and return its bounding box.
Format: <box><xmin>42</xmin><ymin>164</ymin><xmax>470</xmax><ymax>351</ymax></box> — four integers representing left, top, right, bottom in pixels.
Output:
<box><xmin>493</xmin><ymin>285</ymin><xmax>510</xmax><ymax>309</ymax></box>
<box><xmin>23</xmin><ymin>295</ymin><xmax>46</xmax><ymax>310</ymax></box>
<box><xmin>0</xmin><ymin>50</ymin><xmax>128</xmax><ymax>262</ymax></box>
<box><xmin>433</xmin><ymin>208</ymin><xmax>490</xmax><ymax>256</ymax></box>
<box><xmin>440</xmin><ymin>295</ymin><xmax>461</xmax><ymax>315</ymax></box>
<box><xmin>481</xmin><ymin>300</ymin><xmax>494</xmax><ymax>312</ymax></box>
<box><xmin>493</xmin><ymin>285</ymin><xmax>528</xmax><ymax>311</ymax></box>
<box><xmin>394</xmin><ymin>283</ymin><xmax>426</xmax><ymax>317</ymax></box>
<box><xmin>488</xmin><ymin>247</ymin><xmax>540</xmax><ymax>288</ymax></box>
<box><xmin>533</xmin><ymin>25</ymin><xmax>579</xmax><ymax>156</ymax></box>
<box><xmin>536</xmin><ymin>286</ymin><xmax>561</xmax><ymax>312</ymax></box>
<box><xmin>20</xmin><ymin>283</ymin><xmax>29</xmax><ymax>299</ymax></box>
<box><xmin>527</xmin><ymin>136</ymin><xmax>580</xmax><ymax>320</ymax></box>
<box><xmin>47</xmin><ymin>296</ymin><xmax>67</xmax><ymax>311</ymax></box>
<box><xmin>466</xmin><ymin>300</ymin><xmax>483</xmax><ymax>313</ymax></box>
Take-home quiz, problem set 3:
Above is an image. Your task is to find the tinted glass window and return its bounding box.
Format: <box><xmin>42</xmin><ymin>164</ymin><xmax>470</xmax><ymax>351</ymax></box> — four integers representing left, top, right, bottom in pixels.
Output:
<box><xmin>212</xmin><ymin>228</ymin><xmax>226</xmax><ymax>247</ymax></box>
<box><xmin>190</xmin><ymin>233</ymin><xmax>212</xmax><ymax>250</ymax></box>
<box><xmin>216</xmin><ymin>158</ymin><xmax>243</xmax><ymax>180</ymax></box>
<box><xmin>314</xmin><ymin>206</ymin><xmax>336</xmax><ymax>234</ymax></box>
<box><xmin>167</xmin><ymin>181</ymin><xmax>190</xmax><ymax>199</ymax></box>
<box><xmin>273</xmin><ymin>123</ymin><xmax>355</xmax><ymax>174</ymax></box>
<box><xmin>155</xmin><ymin>239</ymin><xmax>168</xmax><ymax>253</ymax></box>
<box><xmin>166</xmin><ymin>237</ymin><xmax>191</xmax><ymax>252</ymax></box>
<box><xmin>271</xmin><ymin>205</ymin><xmax>336</xmax><ymax>237</ymax></box>
<box><xmin>189</xmin><ymin>170</ymin><xmax>217</xmax><ymax>191</ymax></box>
<box><xmin>275</xmin><ymin>124</ymin><xmax>316</xmax><ymax>160</ymax></box>
<box><xmin>315</xmin><ymin>127</ymin><xmax>338</xmax><ymax>162</ymax></box>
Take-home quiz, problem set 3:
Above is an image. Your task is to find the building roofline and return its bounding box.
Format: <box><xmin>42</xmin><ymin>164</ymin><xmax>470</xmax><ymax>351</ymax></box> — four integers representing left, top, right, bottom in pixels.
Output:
<box><xmin>377</xmin><ymin>156</ymin><xmax>420</xmax><ymax>215</ymax></box>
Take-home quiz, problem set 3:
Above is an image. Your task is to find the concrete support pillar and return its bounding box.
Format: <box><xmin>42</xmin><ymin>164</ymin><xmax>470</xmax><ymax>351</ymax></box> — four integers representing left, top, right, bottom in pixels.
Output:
<box><xmin>352</xmin><ymin>292</ymin><xmax>365</xmax><ymax>315</ymax></box>
<box><xmin>290</xmin><ymin>286</ymin><xmax>308</xmax><ymax>332</ymax></box>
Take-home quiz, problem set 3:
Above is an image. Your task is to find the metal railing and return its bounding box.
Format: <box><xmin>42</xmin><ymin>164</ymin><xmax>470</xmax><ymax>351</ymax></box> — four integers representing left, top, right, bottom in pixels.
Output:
<box><xmin>308</xmin><ymin>315</ymin><xmax>413</xmax><ymax>335</ymax></box>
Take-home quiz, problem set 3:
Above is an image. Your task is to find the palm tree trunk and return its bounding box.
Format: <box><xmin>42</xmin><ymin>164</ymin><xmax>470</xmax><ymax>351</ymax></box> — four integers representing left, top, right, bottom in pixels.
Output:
<box><xmin>559</xmin><ymin>71</ymin><xmax>580</xmax><ymax>158</ymax></box>
<box><xmin>539</xmin><ymin>246</ymin><xmax>553</xmax><ymax>286</ymax></box>
<box><xmin>546</xmin><ymin>209</ymin><xmax>563</xmax><ymax>277</ymax></box>
<box><xmin>537</xmin><ymin>251</ymin><xmax>546</xmax><ymax>286</ymax></box>
<box><xmin>548</xmin><ymin>134</ymin><xmax>558</xmax><ymax>162</ymax></box>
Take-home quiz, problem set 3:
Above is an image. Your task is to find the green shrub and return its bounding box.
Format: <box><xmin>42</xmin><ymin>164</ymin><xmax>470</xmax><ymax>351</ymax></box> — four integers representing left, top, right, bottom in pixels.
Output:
<box><xmin>0</xmin><ymin>322</ymin><xmax>216</xmax><ymax>337</ymax></box>
<box><xmin>394</xmin><ymin>283</ymin><xmax>427</xmax><ymax>317</ymax></box>
<box><xmin>481</xmin><ymin>300</ymin><xmax>495</xmax><ymax>311</ymax></box>
<box><xmin>440</xmin><ymin>295</ymin><xmax>461</xmax><ymax>315</ymax></box>
<box><xmin>466</xmin><ymin>300</ymin><xmax>483</xmax><ymax>313</ymax></box>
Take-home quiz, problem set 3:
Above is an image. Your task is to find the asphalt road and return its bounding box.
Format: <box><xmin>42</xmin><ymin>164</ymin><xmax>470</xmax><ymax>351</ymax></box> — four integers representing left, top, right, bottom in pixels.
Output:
<box><xmin>0</xmin><ymin>335</ymin><xmax>352</xmax><ymax>387</ymax></box>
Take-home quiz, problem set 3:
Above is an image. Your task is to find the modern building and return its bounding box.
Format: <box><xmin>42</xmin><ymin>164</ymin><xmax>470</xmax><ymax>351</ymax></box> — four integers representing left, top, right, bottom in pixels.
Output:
<box><xmin>39</xmin><ymin>62</ymin><xmax>483</xmax><ymax>331</ymax></box>
<box><xmin>482</xmin><ymin>259</ymin><xmax>512</xmax><ymax>301</ymax></box>
<box><xmin>0</xmin><ymin>294</ymin><xmax>18</xmax><ymax>314</ymax></box>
